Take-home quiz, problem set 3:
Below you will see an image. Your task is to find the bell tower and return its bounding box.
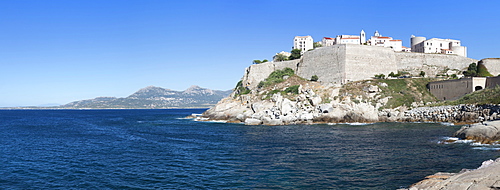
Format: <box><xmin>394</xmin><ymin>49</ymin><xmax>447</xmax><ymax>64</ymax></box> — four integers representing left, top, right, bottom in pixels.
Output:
<box><xmin>360</xmin><ymin>30</ymin><xmax>366</xmax><ymax>44</ymax></box>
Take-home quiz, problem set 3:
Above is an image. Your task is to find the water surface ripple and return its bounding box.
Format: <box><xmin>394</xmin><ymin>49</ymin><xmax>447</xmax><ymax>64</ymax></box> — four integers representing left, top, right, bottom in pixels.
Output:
<box><xmin>0</xmin><ymin>109</ymin><xmax>498</xmax><ymax>189</ymax></box>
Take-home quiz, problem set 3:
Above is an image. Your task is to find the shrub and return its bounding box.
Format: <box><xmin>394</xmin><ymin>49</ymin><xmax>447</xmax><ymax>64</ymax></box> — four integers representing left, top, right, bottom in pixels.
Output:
<box><xmin>419</xmin><ymin>71</ymin><xmax>426</xmax><ymax>77</ymax></box>
<box><xmin>258</xmin><ymin>68</ymin><xmax>295</xmax><ymax>88</ymax></box>
<box><xmin>284</xmin><ymin>85</ymin><xmax>300</xmax><ymax>94</ymax></box>
<box><xmin>311</xmin><ymin>75</ymin><xmax>319</xmax><ymax>81</ymax></box>
<box><xmin>374</xmin><ymin>74</ymin><xmax>385</xmax><ymax>79</ymax></box>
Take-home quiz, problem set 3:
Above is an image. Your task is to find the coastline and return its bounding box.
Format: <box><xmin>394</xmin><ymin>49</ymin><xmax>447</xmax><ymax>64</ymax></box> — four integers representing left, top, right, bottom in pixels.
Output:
<box><xmin>402</xmin><ymin>158</ymin><xmax>500</xmax><ymax>190</ymax></box>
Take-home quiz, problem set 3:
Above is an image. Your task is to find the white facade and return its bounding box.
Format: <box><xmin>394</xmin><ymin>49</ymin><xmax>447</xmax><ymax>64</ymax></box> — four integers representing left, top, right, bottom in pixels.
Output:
<box><xmin>293</xmin><ymin>36</ymin><xmax>314</xmax><ymax>53</ymax></box>
<box><xmin>321</xmin><ymin>37</ymin><xmax>335</xmax><ymax>47</ymax></box>
<box><xmin>367</xmin><ymin>31</ymin><xmax>403</xmax><ymax>51</ymax></box>
<box><xmin>402</xmin><ymin>46</ymin><xmax>411</xmax><ymax>52</ymax></box>
<box><xmin>337</xmin><ymin>35</ymin><xmax>360</xmax><ymax>44</ymax></box>
<box><xmin>410</xmin><ymin>36</ymin><xmax>467</xmax><ymax>57</ymax></box>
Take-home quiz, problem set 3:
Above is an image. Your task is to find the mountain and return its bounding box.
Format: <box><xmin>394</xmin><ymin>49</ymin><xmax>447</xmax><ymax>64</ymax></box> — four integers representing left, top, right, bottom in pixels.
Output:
<box><xmin>59</xmin><ymin>85</ymin><xmax>232</xmax><ymax>109</ymax></box>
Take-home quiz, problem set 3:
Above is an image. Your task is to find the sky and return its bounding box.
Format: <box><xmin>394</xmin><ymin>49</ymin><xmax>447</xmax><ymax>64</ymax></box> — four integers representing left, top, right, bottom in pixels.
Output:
<box><xmin>1</xmin><ymin>0</ymin><xmax>499</xmax><ymax>107</ymax></box>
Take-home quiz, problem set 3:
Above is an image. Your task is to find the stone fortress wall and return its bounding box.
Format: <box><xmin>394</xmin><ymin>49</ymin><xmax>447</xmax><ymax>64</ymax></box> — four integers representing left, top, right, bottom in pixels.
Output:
<box><xmin>480</xmin><ymin>58</ymin><xmax>500</xmax><ymax>76</ymax></box>
<box><xmin>241</xmin><ymin>44</ymin><xmax>486</xmax><ymax>89</ymax></box>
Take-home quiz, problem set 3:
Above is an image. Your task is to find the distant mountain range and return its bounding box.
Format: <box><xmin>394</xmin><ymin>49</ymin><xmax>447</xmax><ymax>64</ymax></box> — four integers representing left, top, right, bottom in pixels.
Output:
<box><xmin>57</xmin><ymin>85</ymin><xmax>232</xmax><ymax>109</ymax></box>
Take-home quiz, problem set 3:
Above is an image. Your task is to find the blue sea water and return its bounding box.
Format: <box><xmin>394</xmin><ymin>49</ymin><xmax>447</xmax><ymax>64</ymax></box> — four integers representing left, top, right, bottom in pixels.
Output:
<box><xmin>0</xmin><ymin>109</ymin><xmax>499</xmax><ymax>189</ymax></box>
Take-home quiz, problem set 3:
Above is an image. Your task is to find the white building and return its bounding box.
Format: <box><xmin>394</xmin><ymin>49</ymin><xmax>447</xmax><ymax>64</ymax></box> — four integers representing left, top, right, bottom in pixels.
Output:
<box><xmin>293</xmin><ymin>36</ymin><xmax>314</xmax><ymax>53</ymax></box>
<box><xmin>367</xmin><ymin>31</ymin><xmax>403</xmax><ymax>51</ymax></box>
<box><xmin>410</xmin><ymin>35</ymin><xmax>467</xmax><ymax>57</ymax></box>
<box><xmin>321</xmin><ymin>37</ymin><xmax>335</xmax><ymax>47</ymax></box>
<box><xmin>336</xmin><ymin>35</ymin><xmax>360</xmax><ymax>44</ymax></box>
<box><xmin>401</xmin><ymin>46</ymin><xmax>411</xmax><ymax>52</ymax></box>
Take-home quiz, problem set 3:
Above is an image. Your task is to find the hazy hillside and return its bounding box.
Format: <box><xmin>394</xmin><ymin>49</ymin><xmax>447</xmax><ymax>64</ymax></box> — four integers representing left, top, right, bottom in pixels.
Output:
<box><xmin>59</xmin><ymin>85</ymin><xmax>232</xmax><ymax>109</ymax></box>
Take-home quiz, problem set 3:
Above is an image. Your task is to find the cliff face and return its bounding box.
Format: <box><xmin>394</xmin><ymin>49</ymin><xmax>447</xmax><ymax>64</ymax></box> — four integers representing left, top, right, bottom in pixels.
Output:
<box><xmin>202</xmin><ymin>45</ymin><xmax>491</xmax><ymax>125</ymax></box>
<box><xmin>203</xmin><ymin>74</ymin><xmax>500</xmax><ymax>125</ymax></box>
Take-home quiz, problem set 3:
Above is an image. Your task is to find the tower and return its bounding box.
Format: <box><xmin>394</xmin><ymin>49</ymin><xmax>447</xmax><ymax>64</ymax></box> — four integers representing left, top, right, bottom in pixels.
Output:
<box><xmin>360</xmin><ymin>30</ymin><xmax>366</xmax><ymax>44</ymax></box>
<box><xmin>374</xmin><ymin>30</ymin><xmax>380</xmax><ymax>37</ymax></box>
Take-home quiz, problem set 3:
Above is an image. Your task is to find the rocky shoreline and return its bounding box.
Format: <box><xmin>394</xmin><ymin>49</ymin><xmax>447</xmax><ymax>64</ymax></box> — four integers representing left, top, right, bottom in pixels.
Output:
<box><xmin>402</xmin><ymin>158</ymin><xmax>500</xmax><ymax>190</ymax></box>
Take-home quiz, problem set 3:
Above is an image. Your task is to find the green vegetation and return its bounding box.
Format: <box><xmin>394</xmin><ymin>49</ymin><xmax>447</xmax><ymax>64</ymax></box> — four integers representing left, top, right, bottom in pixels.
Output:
<box><xmin>462</xmin><ymin>62</ymin><xmax>492</xmax><ymax>77</ymax></box>
<box><xmin>376</xmin><ymin>78</ymin><xmax>438</xmax><ymax>108</ymax></box>
<box><xmin>313</xmin><ymin>42</ymin><xmax>323</xmax><ymax>48</ymax></box>
<box><xmin>274</xmin><ymin>54</ymin><xmax>288</xmax><ymax>62</ymax></box>
<box><xmin>311</xmin><ymin>75</ymin><xmax>319</xmax><ymax>81</ymax></box>
<box><xmin>234</xmin><ymin>80</ymin><xmax>250</xmax><ymax>96</ymax></box>
<box><xmin>289</xmin><ymin>49</ymin><xmax>302</xmax><ymax>60</ymax></box>
<box><xmin>419</xmin><ymin>71</ymin><xmax>426</xmax><ymax>77</ymax></box>
<box><xmin>374</xmin><ymin>74</ymin><xmax>385</xmax><ymax>79</ymax></box>
<box><xmin>257</xmin><ymin>68</ymin><xmax>295</xmax><ymax>88</ymax></box>
<box><xmin>463</xmin><ymin>63</ymin><xmax>478</xmax><ymax>77</ymax></box>
<box><xmin>477</xmin><ymin>62</ymin><xmax>493</xmax><ymax>77</ymax></box>
<box><xmin>252</xmin><ymin>59</ymin><xmax>268</xmax><ymax>64</ymax></box>
<box><xmin>341</xmin><ymin>78</ymin><xmax>439</xmax><ymax>109</ymax></box>
<box><xmin>388</xmin><ymin>72</ymin><xmax>398</xmax><ymax>78</ymax></box>
<box><xmin>284</xmin><ymin>85</ymin><xmax>300</xmax><ymax>94</ymax></box>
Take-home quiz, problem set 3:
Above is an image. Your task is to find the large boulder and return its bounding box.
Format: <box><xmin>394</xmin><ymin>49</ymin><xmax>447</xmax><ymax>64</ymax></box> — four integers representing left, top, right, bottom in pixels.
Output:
<box><xmin>405</xmin><ymin>158</ymin><xmax>500</xmax><ymax>190</ymax></box>
<box><xmin>454</xmin><ymin>120</ymin><xmax>500</xmax><ymax>144</ymax></box>
<box><xmin>245</xmin><ymin>118</ymin><xmax>262</xmax><ymax>125</ymax></box>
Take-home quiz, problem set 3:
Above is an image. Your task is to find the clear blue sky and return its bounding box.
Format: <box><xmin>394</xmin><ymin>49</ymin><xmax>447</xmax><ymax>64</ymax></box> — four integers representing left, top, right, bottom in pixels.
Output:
<box><xmin>1</xmin><ymin>0</ymin><xmax>499</xmax><ymax>107</ymax></box>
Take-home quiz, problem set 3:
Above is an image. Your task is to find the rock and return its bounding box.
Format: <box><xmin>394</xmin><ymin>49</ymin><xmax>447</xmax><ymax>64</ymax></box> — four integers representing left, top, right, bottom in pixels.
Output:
<box><xmin>363</xmin><ymin>85</ymin><xmax>379</xmax><ymax>93</ymax></box>
<box><xmin>265</xmin><ymin>119</ymin><xmax>284</xmax><ymax>125</ymax></box>
<box><xmin>406</xmin><ymin>158</ymin><xmax>500</xmax><ymax>190</ymax></box>
<box><xmin>280</xmin><ymin>98</ymin><xmax>296</xmax><ymax>115</ymax></box>
<box><xmin>244</xmin><ymin>118</ymin><xmax>262</xmax><ymax>125</ymax></box>
<box><xmin>318</xmin><ymin>104</ymin><xmax>334</xmax><ymax>113</ymax></box>
<box><xmin>309</xmin><ymin>96</ymin><xmax>322</xmax><ymax>106</ymax></box>
<box><xmin>454</xmin><ymin>120</ymin><xmax>500</xmax><ymax>143</ymax></box>
<box><xmin>299</xmin><ymin>113</ymin><xmax>314</xmax><ymax>121</ymax></box>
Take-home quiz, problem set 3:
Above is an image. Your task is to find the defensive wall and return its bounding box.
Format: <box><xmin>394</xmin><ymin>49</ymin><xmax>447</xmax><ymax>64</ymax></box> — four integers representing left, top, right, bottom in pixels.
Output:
<box><xmin>429</xmin><ymin>76</ymin><xmax>500</xmax><ymax>101</ymax></box>
<box><xmin>428</xmin><ymin>77</ymin><xmax>486</xmax><ymax>101</ymax></box>
<box><xmin>241</xmin><ymin>45</ymin><xmax>484</xmax><ymax>89</ymax></box>
<box><xmin>480</xmin><ymin>58</ymin><xmax>500</xmax><ymax>76</ymax></box>
<box><xmin>395</xmin><ymin>52</ymin><xmax>477</xmax><ymax>76</ymax></box>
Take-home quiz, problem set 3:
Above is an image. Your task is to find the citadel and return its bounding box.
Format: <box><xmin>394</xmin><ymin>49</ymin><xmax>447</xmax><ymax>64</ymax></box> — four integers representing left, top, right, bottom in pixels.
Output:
<box><xmin>290</xmin><ymin>30</ymin><xmax>467</xmax><ymax>57</ymax></box>
<box><xmin>251</xmin><ymin>30</ymin><xmax>500</xmax><ymax>91</ymax></box>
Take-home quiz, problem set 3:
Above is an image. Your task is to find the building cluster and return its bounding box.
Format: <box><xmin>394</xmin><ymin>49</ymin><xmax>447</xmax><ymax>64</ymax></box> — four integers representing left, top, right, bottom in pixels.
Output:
<box><xmin>288</xmin><ymin>30</ymin><xmax>467</xmax><ymax>57</ymax></box>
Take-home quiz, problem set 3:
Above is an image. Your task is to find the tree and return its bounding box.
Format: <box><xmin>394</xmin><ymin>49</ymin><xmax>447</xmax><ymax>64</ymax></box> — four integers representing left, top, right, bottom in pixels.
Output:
<box><xmin>313</xmin><ymin>42</ymin><xmax>323</xmax><ymax>48</ymax></box>
<box><xmin>374</xmin><ymin>74</ymin><xmax>385</xmax><ymax>79</ymax></box>
<box><xmin>388</xmin><ymin>72</ymin><xmax>396</xmax><ymax>78</ymax></box>
<box><xmin>289</xmin><ymin>49</ymin><xmax>302</xmax><ymax>60</ymax></box>
<box><xmin>311</xmin><ymin>75</ymin><xmax>319</xmax><ymax>81</ymax></box>
<box><xmin>463</xmin><ymin>63</ymin><xmax>477</xmax><ymax>77</ymax></box>
<box><xmin>252</xmin><ymin>59</ymin><xmax>268</xmax><ymax>64</ymax></box>
<box><xmin>419</xmin><ymin>71</ymin><xmax>426</xmax><ymax>77</ymax></box>
<box><xmin>274</xmin><ymin>54</ymin><xmax>288</xmax><ymax>62</ymax></box>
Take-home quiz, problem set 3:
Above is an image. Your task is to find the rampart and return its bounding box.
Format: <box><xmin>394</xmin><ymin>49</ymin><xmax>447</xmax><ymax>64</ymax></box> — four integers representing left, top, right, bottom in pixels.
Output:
<box><xmin>241</xmin><ymin>45</ymin><xmax>480</xmax><ymax>89</ymax></box>
<box><xmin>480</xmin><ymin>58</ymin><xmax>500</xmax><ymax>76</ymax></box>
<box><xmin>395</xmin><ymin>52</ymin><xmax>477</xmax><ymax>76</ymax></box>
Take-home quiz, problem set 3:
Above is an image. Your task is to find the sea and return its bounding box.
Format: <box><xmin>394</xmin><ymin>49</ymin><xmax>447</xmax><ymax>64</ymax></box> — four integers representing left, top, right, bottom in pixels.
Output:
<box><xmin>1</xmin><ymin>109</ymin><xmax>499</xmax><ymax>189</ymax></box>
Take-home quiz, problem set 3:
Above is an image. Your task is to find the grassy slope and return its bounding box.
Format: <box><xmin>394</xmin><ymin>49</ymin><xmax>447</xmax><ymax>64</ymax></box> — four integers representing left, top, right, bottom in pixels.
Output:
<box><xmin>341</xmin><ymin>78</ymin><xmax>439</xmax><ymax>109</ymax></box>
